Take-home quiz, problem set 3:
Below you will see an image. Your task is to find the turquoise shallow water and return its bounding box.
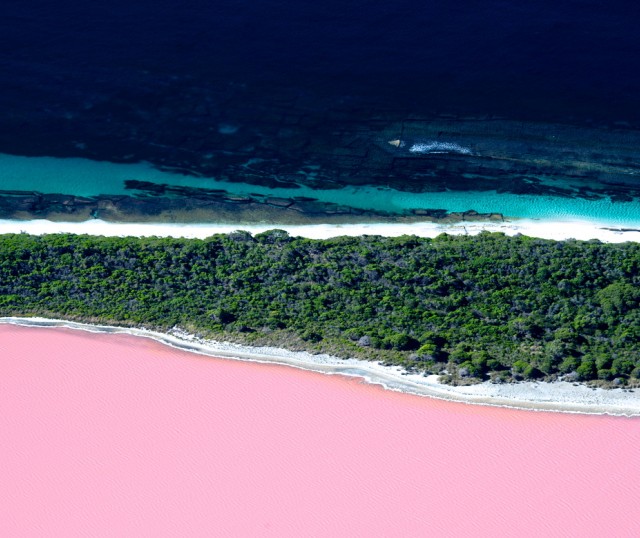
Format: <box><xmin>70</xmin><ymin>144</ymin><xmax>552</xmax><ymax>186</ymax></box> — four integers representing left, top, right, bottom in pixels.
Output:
<box><xmin>2</xmin><ymin>153</ymin><xmax>640</xmax><ymax>227</ymax></box>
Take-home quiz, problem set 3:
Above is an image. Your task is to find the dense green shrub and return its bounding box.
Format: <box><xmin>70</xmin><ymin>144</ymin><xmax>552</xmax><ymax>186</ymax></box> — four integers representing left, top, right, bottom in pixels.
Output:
<box><xmin>0</xmin><ymin>231</ymin><xmax>638</xmax><ymax>384</ymax></box>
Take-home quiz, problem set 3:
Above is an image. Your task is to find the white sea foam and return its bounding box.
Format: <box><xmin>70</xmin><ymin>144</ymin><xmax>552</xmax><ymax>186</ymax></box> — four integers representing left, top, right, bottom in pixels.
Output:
<box><xmin>0</xmin><ymin>217</ymin><xmax>638</xmax><ymax>243</ymax></box>
<box><xmin>408</xmin><ymin>141</ymin><xmax>472</xmax><ymax>155</ymax></box>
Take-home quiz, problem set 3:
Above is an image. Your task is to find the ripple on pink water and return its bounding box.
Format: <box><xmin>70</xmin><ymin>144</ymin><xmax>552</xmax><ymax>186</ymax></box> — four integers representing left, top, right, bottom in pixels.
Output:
<box><xmin>1</xmin><ymin>325</ymin><xmax>640</xmax><ymax>537</ymax></box>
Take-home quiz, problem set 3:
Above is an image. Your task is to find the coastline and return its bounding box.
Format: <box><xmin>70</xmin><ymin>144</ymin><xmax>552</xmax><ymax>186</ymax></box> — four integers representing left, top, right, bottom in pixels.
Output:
<box><xmin>0</xmin><ymin>216</ymin><xmax>639</xmax><ymax>243</ymax></box>
<box><xmin>3</xmin><ymin>316</ymin><xmax>640</xmax><ymax>417</ymax></box>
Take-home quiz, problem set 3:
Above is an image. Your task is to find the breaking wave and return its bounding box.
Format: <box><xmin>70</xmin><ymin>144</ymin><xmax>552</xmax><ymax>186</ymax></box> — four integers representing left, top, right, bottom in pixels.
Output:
<box><xmin>408</xmin><ymin>142</ymin><xmax>472</xmax><ymax>155</ymax></box>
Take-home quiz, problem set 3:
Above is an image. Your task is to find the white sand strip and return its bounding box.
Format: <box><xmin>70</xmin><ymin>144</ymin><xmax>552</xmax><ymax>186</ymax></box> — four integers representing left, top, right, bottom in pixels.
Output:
<box><xmin>0</xmin><ymin>217</ymin><xmax>639</xmax><ymax>242</ymax></box>
<box><xmin>3</xmin><ymin>317</ymin><xmax>640</xmax><ymax>417</ymax></box>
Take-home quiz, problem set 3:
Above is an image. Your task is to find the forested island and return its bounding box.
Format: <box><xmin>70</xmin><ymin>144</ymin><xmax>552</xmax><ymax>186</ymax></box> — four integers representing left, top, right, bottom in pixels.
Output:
<box><xmin>1</xmin><ymin>231</ymin><xmax>639</xmax><ymax>386</ymax></box>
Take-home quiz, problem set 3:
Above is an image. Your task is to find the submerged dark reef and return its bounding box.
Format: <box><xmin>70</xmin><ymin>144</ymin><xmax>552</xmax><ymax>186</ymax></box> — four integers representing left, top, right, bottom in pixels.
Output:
<box><xmin>0</xmin><ymin>186</ymin><xmax>504</xmax><ymax>225</ymax></box>
<box><xmin>2</xmin><ymin>72</ymin><xmax>640</xmax><ymax>223</ymax></box>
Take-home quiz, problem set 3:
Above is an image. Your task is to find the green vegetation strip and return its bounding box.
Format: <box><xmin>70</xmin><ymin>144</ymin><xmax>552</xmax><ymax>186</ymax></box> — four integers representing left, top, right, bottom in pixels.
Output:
<box><xmin>1</xmin><ymin>231</ymin><xmax>639</xmax><ymax>385</ymax></box>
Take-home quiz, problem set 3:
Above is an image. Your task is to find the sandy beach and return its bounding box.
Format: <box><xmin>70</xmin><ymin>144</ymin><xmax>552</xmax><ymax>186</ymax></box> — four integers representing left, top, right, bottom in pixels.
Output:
<box><xmin>3</xmin><ymin>317</ymin><xmax>639</xmax><ymax>417</ymax></box>
<box><xmin>0</xmin><ymin>216</ymin><xmax>639</xmax><ymax>242</ymax></box>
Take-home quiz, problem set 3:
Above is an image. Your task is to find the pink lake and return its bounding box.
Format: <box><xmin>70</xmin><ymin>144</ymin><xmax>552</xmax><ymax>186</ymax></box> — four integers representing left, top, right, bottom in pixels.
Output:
<box><xmin>2</xmin><ymin>324</ymin><xmax>640</xmax><ymax>537</ymax></box>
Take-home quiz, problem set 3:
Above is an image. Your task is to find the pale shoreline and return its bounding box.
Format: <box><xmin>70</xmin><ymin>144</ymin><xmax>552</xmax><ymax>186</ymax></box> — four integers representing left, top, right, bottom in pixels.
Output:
<box><xmin>0</xmin><ymin>216</ymin><xmax>640</xmax><ymax>242</ymax></box>
<box><xmin>3</xmin><ymin>317</ymin><xmax>640</xmax><ymax>417</ymax></box>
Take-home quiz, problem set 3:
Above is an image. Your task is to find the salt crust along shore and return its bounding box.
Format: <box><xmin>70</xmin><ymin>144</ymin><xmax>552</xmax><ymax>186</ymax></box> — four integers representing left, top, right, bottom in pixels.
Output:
<box><xmin>0</xmin><ymin>216</ymin><xmax>640</xmax><ymax>242</ymax></box>
<box><xmin>4</xmin><ymin>317</ymin><xmax>640</xmax><ymax>417</ymax></box>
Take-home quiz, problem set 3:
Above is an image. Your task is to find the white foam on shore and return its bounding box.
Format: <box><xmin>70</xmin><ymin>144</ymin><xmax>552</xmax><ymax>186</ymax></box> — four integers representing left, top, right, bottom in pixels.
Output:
<box><xmin>3</xmin><ymin>317</ymin><xmax>640</xmax><ymax>417</ymax></box>
<box><xmin>0</xmin><ymin>217</ymin><xmax>639</xmax><ymax>242</ymax></box>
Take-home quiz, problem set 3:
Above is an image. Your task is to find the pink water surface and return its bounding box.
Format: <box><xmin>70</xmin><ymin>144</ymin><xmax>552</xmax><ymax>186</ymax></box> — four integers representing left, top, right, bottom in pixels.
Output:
<box><xmin>2</xmin><ymin>325</ymin><xmax>640</xmax><ymax>537</ymax></box>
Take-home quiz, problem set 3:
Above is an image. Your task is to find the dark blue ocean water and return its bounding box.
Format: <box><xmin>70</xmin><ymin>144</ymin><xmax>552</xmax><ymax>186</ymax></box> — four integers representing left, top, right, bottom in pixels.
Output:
<box><xmin>2</xmin><ymin>0</ymin><xmax>638</xmax><ymax>122</ymax></box>
<box><xmin>1</xmin><ymin>1</ymin><xmax>639</xmax><ymax>225</ymax></box>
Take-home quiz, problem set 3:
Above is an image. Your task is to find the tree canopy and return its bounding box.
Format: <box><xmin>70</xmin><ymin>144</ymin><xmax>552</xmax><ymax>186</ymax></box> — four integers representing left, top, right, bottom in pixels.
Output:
<box><xmin>1</xmin><ymin>231</ymin><xmax>639</xmax><ymax>385</ymax></box>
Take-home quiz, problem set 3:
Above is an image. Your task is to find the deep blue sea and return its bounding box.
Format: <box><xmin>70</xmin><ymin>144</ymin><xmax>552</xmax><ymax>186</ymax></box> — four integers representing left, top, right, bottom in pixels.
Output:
<box><xmin>3</xmin><ymin>0</ymin><xmax>639</xmax><ymax>120</ymax></box>
<box><xmin>1</xmin><ymin>0</ymin><xmax>639</xmax><ymax>226</ymax></box>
